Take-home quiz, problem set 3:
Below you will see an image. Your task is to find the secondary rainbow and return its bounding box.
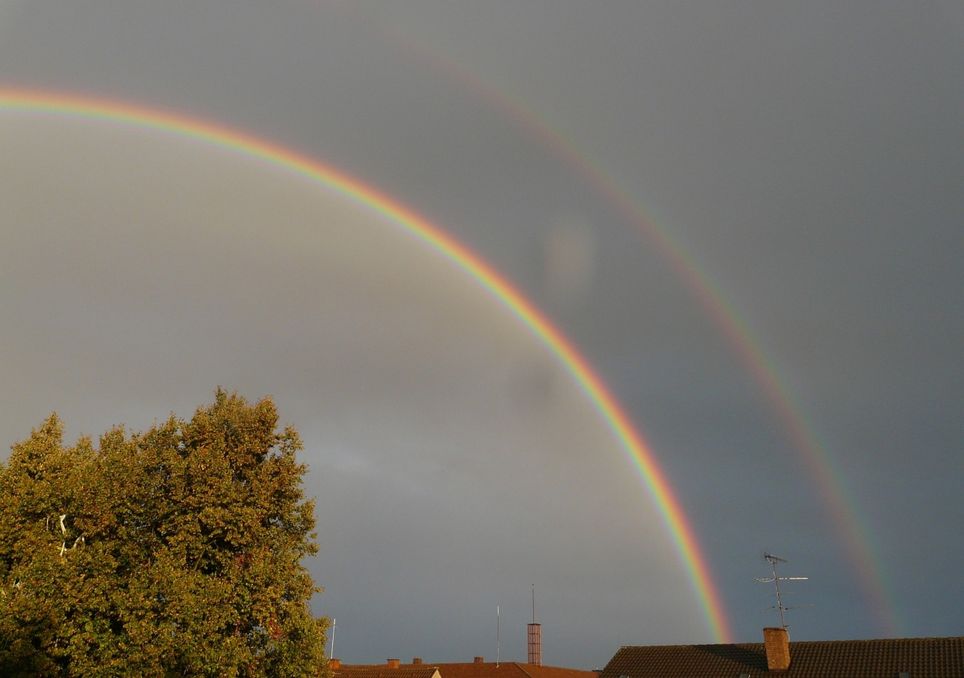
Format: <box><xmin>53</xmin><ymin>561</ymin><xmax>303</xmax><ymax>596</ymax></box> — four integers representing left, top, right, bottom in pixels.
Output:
<box><xmin>0</xmin><ymin>87</ymin><xmax>733</xmax><ymax>642</ymax></box>
<box><xmin>373</xmin><ymin>35</ymin><xmax>900</xmax><ymax>635</ymax></box>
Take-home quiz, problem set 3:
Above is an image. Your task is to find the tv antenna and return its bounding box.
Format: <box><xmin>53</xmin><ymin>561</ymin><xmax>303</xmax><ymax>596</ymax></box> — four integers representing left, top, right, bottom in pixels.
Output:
<box><xmin>755</xmin><ymin>552</ymin><xmax>808</xmax><ymax>629</ymax></box>
<box><xmin>496</xmin><ymin>605</ymin><xmax>501</xmax><ymax>668</ymax></box>
<box><xmin>532</xmin><ymin>584</ymin><xmax>536</xmax><ymax>623</ymax></box>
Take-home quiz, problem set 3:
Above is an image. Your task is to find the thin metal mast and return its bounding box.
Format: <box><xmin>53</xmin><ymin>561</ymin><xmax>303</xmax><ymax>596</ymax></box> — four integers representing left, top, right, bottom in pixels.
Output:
<box><xmin>756</xmin><ymin>552</ymin><xmax>808</xmax><ymax>630</ymax></box>
<box><xmin>496</xmin><ymin>605</ymin><xmax>501</xmax><ymax>667</ymax></box>
<box><xmin>330</xmin><ymin>617</ymin><xmax>336</xmax><ymax>659</ymax></box>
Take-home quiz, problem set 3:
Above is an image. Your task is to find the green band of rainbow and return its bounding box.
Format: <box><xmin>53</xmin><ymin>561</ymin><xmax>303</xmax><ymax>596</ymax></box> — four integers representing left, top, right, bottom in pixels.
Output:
<box><xmin>1</xmin><ymin>87</ymin><xmax>733</xmax><ymax>642</ymax></box>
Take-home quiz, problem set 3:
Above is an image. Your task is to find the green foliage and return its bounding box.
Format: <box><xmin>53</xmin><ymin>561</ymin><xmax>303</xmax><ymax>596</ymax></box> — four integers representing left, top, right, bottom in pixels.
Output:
<box><xmin>0</xmin><ymin>390</ymin><xmax>328</xmax><ymax>677</ymax></box>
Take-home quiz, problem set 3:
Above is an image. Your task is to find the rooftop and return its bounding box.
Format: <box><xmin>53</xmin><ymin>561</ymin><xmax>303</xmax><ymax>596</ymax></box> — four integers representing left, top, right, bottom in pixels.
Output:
<box><xmin>333</xmin><ymin>659</ymin><xmax>598</xmax><ymax>678</ymax></box>
<box><xmin>599</xmin><ymin>636</ymin><xmax>964</xmax><ymax>677</ymax></box>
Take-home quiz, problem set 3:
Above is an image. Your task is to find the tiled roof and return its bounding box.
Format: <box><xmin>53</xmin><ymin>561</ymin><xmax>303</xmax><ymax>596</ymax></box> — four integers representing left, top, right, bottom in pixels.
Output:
<box><xmin>335</xmin><ymin>662</ymin><xmax>596</xmax><ymax>678</ymax></box>
<box><xmin>428</xmin><ymin>663</ymin><xmax>596</xmax><ymax>678</ymax></box>
<box><xmin>599</xmin><ymin>637</ymin><xmax>964</xmax><ymax>677</ymax></box>
<box><xmin>334</xmin><ymin>668</ymin><xmax>441</xmax><ymax>678</ymax></box>
<box><xmin>516</xmin><ymin>664</ymin><xmax>601</xmax><ymax>678</ymax></box>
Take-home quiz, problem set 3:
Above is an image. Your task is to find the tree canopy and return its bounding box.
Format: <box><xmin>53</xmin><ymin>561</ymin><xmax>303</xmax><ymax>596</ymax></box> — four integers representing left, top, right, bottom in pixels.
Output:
<box><xmin>0</xmin><ymin>390</ymin><xmax>328</xmax><ymax>676</ymax></box>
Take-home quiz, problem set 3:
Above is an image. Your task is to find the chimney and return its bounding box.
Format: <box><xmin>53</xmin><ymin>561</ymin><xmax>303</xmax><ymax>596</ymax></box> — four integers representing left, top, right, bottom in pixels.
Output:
<box><xmin>763</xmin><ymin>627</ymin><xmax>790</xmax><ymax>671</ymax></box>
<box><xmin>527</xmin><ymin>586</ymin><xmax>542</xmax><ymax>666</ymax></box>
<box><xmin>329</xmin><ymin>659</ymin><xmax>341</xmax><ymax>670</ymax></box>
<box><xmin>412</xmin><ymin>658</ymin><xmax>423</xmax><ymax>665</ymax></box>
<box><xmin>387</xmin><ymin>659</ymin><xmax>401</xmax><ymax>669</ymax></box>
<box><xmin>527</xmin><ymin>624</ymin><xmax>542</xmax><ymax>666</ymax></box>
<box><xmin>473</xmin><ymin>657</ymin><xmax>485</xmax><ymax>664</ymax></box>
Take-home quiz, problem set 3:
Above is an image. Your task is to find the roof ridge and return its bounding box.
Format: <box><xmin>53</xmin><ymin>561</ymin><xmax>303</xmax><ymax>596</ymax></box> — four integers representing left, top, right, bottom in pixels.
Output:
<box><xmin>616</xmin><ymin>635</ymin><xmax>964</xmax><ymax>649</ymax></box>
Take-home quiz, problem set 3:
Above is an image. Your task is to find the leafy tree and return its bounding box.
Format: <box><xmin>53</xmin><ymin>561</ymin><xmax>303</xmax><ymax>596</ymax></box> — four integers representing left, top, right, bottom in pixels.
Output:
<box><xmin>0</xmin><ymin>390</ymin><xmax>328</xmax><ymax>677</ymax></box>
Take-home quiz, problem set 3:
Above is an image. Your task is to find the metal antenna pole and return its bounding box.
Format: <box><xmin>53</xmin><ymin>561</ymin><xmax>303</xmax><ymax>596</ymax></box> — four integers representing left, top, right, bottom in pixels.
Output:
<box><xmin>771</xmin><ymin>555</ymin><xmax>786</xmax><ymax>629</ymax></box>
<box><xmin>531</xmin><ymin>584</ymin><xmax>535</xmax><ymax>623</ymax></box>
<box><xmin>756</xmin><ymin>552</ymin><xmax>809</xmax><ymax>630</ymax></box>
<box><xmin>330</xmin><ymin>617</ymin><xmax>336</xmax><ymax>659</ymax></box>
<box><xmin>496</xmin><ymin>605</ymin><xmax>501</xmax><ymax>667</ymax></box>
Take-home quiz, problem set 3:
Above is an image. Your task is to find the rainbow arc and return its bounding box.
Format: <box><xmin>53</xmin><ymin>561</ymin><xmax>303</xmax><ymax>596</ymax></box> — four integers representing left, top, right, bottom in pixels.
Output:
<box><xmin>1</xmin><ymin>87</ymin><xmax>733</xmax><ymax>642</ymax></box>
<box><xmin>370</xmin><ymin>41</ymin><xmax>899</xmax><ymax>635</ymax></box>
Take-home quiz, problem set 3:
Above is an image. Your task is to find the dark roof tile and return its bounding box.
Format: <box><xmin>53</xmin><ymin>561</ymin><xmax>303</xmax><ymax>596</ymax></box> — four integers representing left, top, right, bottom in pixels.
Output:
<box><xmin>599</xmin><ymin>636</ymin><xmax>964</xmax><ymax>678</ymax></box>
<box><xmin>337</xmin><ymin>661</ymin><xmax>596</xmax><ymax>678</ymax></box>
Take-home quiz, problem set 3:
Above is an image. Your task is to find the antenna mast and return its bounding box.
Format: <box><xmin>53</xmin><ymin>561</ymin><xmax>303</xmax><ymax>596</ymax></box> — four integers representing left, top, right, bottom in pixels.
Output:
<box><xmin>330</xmin><ymin>617</ymin><xmax>336</xmax><ymax>659</ymax></box>
<box><xmin>531</xmin><ymin>584</ymin><xmax>536</xmax><ymax>623</ymax></box>
<box><xmin>756</xmin><ymin>552</ymin><xmax>808</xmax><ymax>630</ymax></box>
<box><xmin>496</xmin><ymin>605</ymin><xmax>501</xmax><ymax>668</ymax></box>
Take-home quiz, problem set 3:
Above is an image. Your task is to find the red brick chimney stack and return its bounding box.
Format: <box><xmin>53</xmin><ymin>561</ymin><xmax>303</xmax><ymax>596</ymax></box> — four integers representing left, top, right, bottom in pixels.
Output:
<box><xmin>412</xmin><ymin>658</ymin><xmax>423</xmax><ymax>665</ymax></box>
<box><xmin>387</xmin><ymin>659</ymin><xmax>401</xmax><ymax>669</ymax></box>
<box><xmin>329</xmin><ymin>659</ymin><xmax>341</xmax><ymax>670</ymax></box>
<box><xmin>473</xmin><ymin>657</ymin><xmax>485</xmax><ymax>664</ymax></box>
<box><xmin>763</xmin><ymin>627</ymin><xmax>791</xmax><ymax>671</ymax></box>
<box><xmin>527</xmin><ymin>624</ymin><xmax>542</xmax><ymax>666</ymax></box>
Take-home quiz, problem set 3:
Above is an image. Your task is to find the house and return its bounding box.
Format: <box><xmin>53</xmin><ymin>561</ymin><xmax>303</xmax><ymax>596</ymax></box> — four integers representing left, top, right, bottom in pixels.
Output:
<box><xmin>598</xmin><ymin>627</ymin><xmax>964</xmax><ymax>677</ymax></box>
<box><xmin>330</xmin><ymin>658</ymin><xmax>441</xmax><ymax>678</ymax></box>
<box><xmin>332</xmin><ymin>656</ymin><xmax>599</xmax><ymax>678</ymax></box>
<box><xmin>419</xmin><ymin>658</ymin><xmax>598</xmax><ymax>678</ymax></box>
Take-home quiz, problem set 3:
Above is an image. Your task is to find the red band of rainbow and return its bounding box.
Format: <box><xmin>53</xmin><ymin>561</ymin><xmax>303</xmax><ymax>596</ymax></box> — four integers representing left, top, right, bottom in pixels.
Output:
<box><xmin>1</xmin><ymin>87</ymin><xmax>733</xmax><ymax>642</ymax></box>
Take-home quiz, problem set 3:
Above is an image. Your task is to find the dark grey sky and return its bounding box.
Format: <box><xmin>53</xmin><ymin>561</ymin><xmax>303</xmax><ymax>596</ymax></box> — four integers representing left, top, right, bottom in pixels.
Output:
<box><xmin>1</xmin><ymin>1</ymin><xmax>962</xmax><ymax>668</ymax></box>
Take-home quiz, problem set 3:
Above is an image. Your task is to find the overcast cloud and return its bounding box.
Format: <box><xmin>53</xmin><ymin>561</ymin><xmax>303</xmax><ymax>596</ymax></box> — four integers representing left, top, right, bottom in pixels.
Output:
<box><xmin>1</xmin><ymin>1</ymin><xmax>962</xmax><ymax>668</ymax></box>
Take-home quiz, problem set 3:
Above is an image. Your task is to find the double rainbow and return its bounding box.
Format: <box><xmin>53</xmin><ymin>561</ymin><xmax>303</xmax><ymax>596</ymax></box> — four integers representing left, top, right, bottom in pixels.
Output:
<box><xmin>1</xmin><ymin>87</ymin><xmax>733</xmax><ymax>642</ymax></box>
<box><xmin>370</xmin><ymin>35</ymin><xmax>899</xmax><ymax>635</ymax></box>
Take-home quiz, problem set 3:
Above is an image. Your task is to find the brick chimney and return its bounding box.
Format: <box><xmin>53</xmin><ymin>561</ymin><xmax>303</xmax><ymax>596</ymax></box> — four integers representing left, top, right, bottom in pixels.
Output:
<box><xmin>329</xmin><ymin>659</ymin><xmax>341</xmax><ymax>670</ymax></box>
<box><xmin>527</xmin><ymin>623</ymin><xmax>542</xmax><ymax>666</ymax></box>
<box><xmin>763</xmin><ymin>627</ymin><xmax>790</xmax><ymax>671</ymax></box>
<box><xmin>412</xmin><ymin>658</ymin><xmax>423</xmax><ymax>665</ymax></box>
<box><xmin>473</xmin><ymin>657</ymin><xmax>485</xmax><ymax>664</ymax></box>
<box><xmin>387</xmin><ymin>659</ymin><xmax>401</xmax><ymax>669</ymax></box>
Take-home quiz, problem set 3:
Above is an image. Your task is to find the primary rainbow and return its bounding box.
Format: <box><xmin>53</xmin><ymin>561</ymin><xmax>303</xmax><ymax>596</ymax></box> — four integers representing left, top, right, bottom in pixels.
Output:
<box><xmin>0</xmin><ymin>87</ymin><xmax>733</xmax><ymax>642</ymax></box>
